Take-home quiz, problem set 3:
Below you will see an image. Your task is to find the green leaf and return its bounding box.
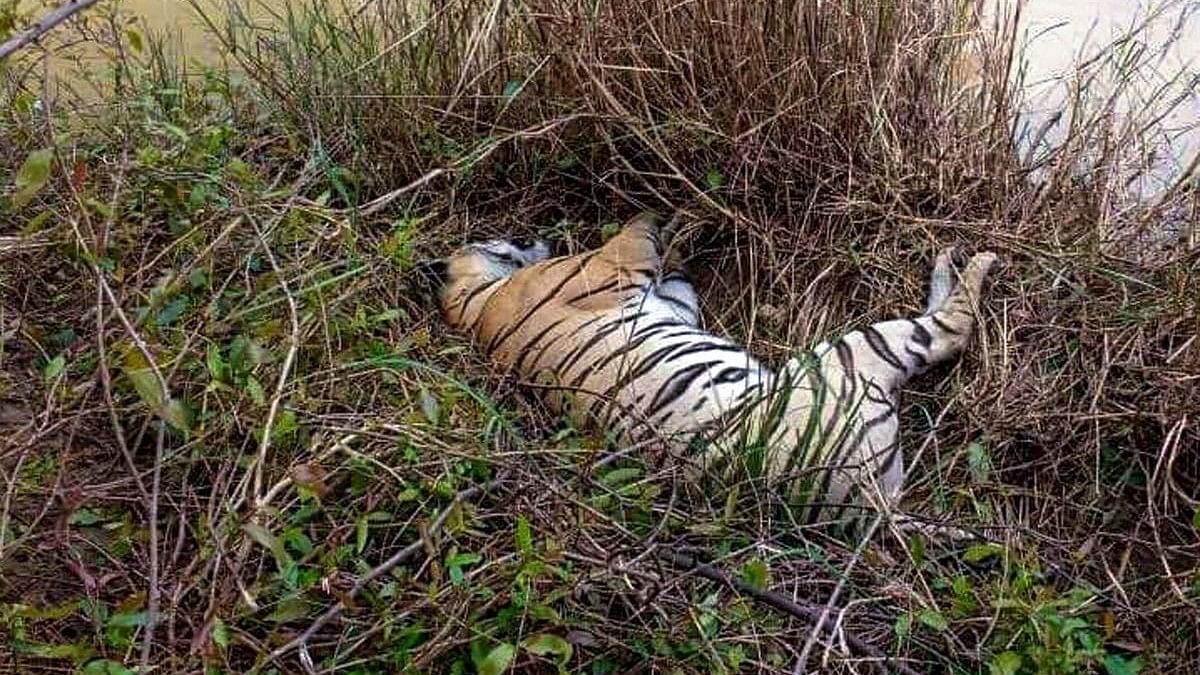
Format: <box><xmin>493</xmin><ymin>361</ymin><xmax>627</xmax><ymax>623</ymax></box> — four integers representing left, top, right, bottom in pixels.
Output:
<box><xmin>446</xmin><ymin>551</ymin><xmax>482</xmax><ymax>586</ymax></box>
<box><xmin>725</xmin><ymin>644</ymin><xmax>746</xmax><ymax>669</ymax></box>
<box><xmin>16</xmin><ymin>641</ymin><xmax>94</xmax><ymax>662</ymax></box>
<box><xmin>419</xmin><ymin>386</ymin><xmax>440</xmax><ymax>424</ymax></box>
<box><xmin>42</xmin><ymin>354</ymin><xmax>66</xmax><ymax>381</ymax></box>
<box><xmin>739</xmin><ymin>558</ymin><xmax>769</xmax><ymax>591</ymax></box>
<box><xmin>206</xmin><ymin>343</ymin><xmax>227</xmax><ymax>383</ymax></box>
<box><xmin>502</xmin><ymin>80</ymin><xmax>523</xmax><ymax>103</ymax></box>
<box><xmin>963</xmin><ymin>543</ymin><xmax>1005</xmax><ymax>564</ymax></box>
<box><xmin>267</xmin><ymin>596</ymin><xmax>309</xmax><ymax>624</ymax></box>
<box><xmin>723</xmin><ymin>484</ymin><xmax>739</xmax><ymax>521</ymax></box>
<box><xmin>966</xmin><ymin>440</ymin><xmax>992</xmax><ymax>483</ymax></box>
<box><xmin>245</xmin><ymin>376</ymin><xmax>266</xmax><ymax>406</ymax></box>
<box><xmin>987</xmin><ymin>651</ymin><xmax>1023</xmax><ymax>675</ymax></box>
<box><xmin>283</xmin><ymin>528</ymin><xmax>313</xmax><ymax>556</ymax></box>
<box><xmin>1193</xmin><ymin>505</ymin><xmax>1200</xmax><ymax>531</ymax></box>
<box><xmin>479</xmin><ymin>643</ymin><xmax>516</xmax><ymax>675</ymax></box>
<box><xmin>355</xmin><ymin>515</ymin><xmax>369</xmax><ymax>554</ymax></box>
<box><xmin>600</xmin><ymin>467</ymin><xmax>641</xmax><ymax>486</ymax></box>
<box><xmin>515</xmin><ymin>516</ymin><xmax>533</xmax><ymax>556</ymax></box>
<box><xmin>12</xmin><ymin>148</ymin><xmax>53</xmax><ymax>208</ymax></box>
<box><xmin>521</xmin><ymin>633</ymin><xmax>572</xmax><ymax>665</ymax></box>
<box><xmin>21</xmin><ymin>209</ymin><xmax>53</xmax><ymax>235</ymax></box>
<box><xmin>1104</xmin><ymin>655</ymin><xmax>1145</xmax><ymax>675</ymax></box>
<box><xmin>125</xmin><ymin>28</ymin><xmax>143</xmax><ymax>53</ymax></box>
<box><xmin>243</xmin><ymin>522</ymin><xmax>292</xmax><ymax>571</ymax></box>
<box><xmin>909</xmin><ymin>532</ymin><xmax>925</xmax><ymax>567</ymax></box>
<box><xmin>155</xmin><ymin>296</ymin><xmax>189</xmax><ymax>326</ymax></box>
<box><xmin>121</xmin><ymin>347</ymin><xmax>189</xmax><ymax>431</ymax></box>
<box><xmin>120</xmin><ymin>351</ymin><xmax>160</xmax><ymax>407</ymax></box>
<box><xmin>211</xmin><ymin>618</ymin><xmax>229</xmax><ymax>649</ymax></box>
<box><xmin>69</xmin><ymin>508</ymin><xmax>103</xmax><ymax>526</ymax></box>
<box><xmin>917</xmin><ymin>608</ymin><xmax>948</xmax><ymax>632</ymax></box>
<box><xmin>704</xmin><ymin>167</ymin><xmax>724</xmax><ymax>190</ymax></box>
<box><xmin>82</xmin><ymin>659</ymin><xmax>134</xmax><ymax>675</ymax></box>
<box><xmin>106</xmin><ymin>611</ymin><xmax>151</xmax><ymax>628</ymax></box>
<box><xmin>161</xmin><ymin>398</ymin><xmax>193</xmax><ymax>432</ymax></box>
<box><xmin>894</xmin><ymin>612</ymin><xmax>913</xmax><ymax>638</ymax></box>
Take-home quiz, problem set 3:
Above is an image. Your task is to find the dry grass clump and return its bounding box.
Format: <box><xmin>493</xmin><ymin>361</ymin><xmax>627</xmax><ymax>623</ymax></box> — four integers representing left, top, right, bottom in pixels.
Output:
<box><xmin>1</xmin><ymin>0</ymin><xmax>1197</xmax><ymax>673</ymax></box>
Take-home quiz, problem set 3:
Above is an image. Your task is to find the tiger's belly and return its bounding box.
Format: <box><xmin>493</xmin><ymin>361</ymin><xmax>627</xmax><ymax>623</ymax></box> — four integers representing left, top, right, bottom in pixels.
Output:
<box><xmin>508</xmin><ymin>303</ymin><xmax>770</xmax><ymax>447</ymax></box>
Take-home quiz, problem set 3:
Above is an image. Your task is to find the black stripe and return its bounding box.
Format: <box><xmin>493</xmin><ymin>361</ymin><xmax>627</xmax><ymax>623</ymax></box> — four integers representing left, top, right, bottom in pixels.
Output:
<box><xmin>904</xmin><ymin>346</ymin><xmax>928</xmax><ymax>370</ymax></box>
<box><xmin>644</xmin><ymin>360</ymin><xmax>724</xmax><ymax>419</ymax></box>
<box><xmin>570</xmin><ymin>280</ymin><xmax>650</xmax><ymax>306</ymax></box>
<box><xmin>704</xmin><ymin>384</ymin><xmax>765</xmax><ymax>439</ymax></box>
<box><xmin>805</xmin><ymin>394</ymin><xmax>889</xmax><ymax>523</ymax></box>
<box><xmin>863</xmin><ymin>380</ymin><xmax>891</xmax><ymax>405</ymax></box>
<box><xmin>483</xmin><ymin>251</ymin><xmax>597</xmax><ymax>355</ymax></box>
<box><xmin>861</xmin><ymin>326</ymin><xmax>906</xmax><ymax>371</ymax></box>
<box><xmin>512</xmin><ymin>317</ymin><xmax>570</xmax><ymax>372</ymax></box>
<box><xmin>656</xmin><ymin>291</ymin><xmax>697</xmax><ymax>315</ymax></box>
<box><xmin>705</xmin><ymin>366</ymin><xmax>749</xmax><ymax>388</ymax></box>
<box><xmin>454</xmin><ymin>278</ymin><xmax>504</xmax><ymax>311</ymax></box>
<box><xmin>582</xmin><ymin>324</ymin><xmax>688</xmax><ymax>379</ymax></box>
<box><xmin>908</xmin><ymin>319</ymin><xmax>932</xmax><ymax>347</ymax></box>
<box><xmin>931</xmin><ymin>315</ymin><xmax>961</xmax><ymax>335</ymax></box>
<box><xmin>878</xmin><ymin>440</ymin><xmax>903</xmax><ymax>480</ymax></box>
<box><xmin>663</xmin><ymin>342</ymin><xmax>744</xmax><ymax>363</ymax></box>
<box><xmin>834</xmin><ymin>339</ymin><xmax>859</xmax><ymax>419</ymax></box>
<box><xmin>555</xmin><ymin>312</ymin><xmax>659</xmax><ymax>378</ymax></box>
<box><xmin>566</xmin><ymin>320</ymin><xmax>684</xmax><ymax>388</ymax></box>
<box><xmin>563</xmin><ymin>277</ymin><xmax>623</xmax><ymax>304</ymax></box>
<box><xmin>691</xmin><ymin>396</ymin><xmax>710</xmax><ymax>412</ymax></box>
<box><xmin>610</xmin><ymin>393</ymin><xmax>649</xmax><ymax>438</ymax></box>
<box><xmin>614</xmin><ymin>341</ymin><xmax>693</xmax><ymax>384</ymax></box>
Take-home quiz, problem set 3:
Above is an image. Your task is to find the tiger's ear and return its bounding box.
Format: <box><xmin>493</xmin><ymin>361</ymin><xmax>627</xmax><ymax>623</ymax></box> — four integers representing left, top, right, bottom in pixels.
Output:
<box><xmin>410</xmin><ymin>259</ymin><xmax>449</xmax><ymax>304</ymax></box>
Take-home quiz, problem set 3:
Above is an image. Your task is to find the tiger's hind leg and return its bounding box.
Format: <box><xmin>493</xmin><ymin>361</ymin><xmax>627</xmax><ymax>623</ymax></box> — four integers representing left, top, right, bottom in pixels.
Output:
<box><xmin>599</xmin><ymin>212</ymin><xmax>702</xmax><ymax>325</ymax></box>
<box><xmin>925</xmin><ymin>246</ymin><xmax>962</xmax><ymax>313</ymax></box>
<box><xmin>797</xmin><ymin>249</ymin><xmax>998</xmax><ymax>517</ymax></box>
<box><xmin>832</xmin><ymin>249</ymin><xmax>998</xmax><ymax>396</ymax></box>
<box><xmin>654</xmin><ymin>270</ymin><xmax>700</xmax><ymax>326</ymax></box>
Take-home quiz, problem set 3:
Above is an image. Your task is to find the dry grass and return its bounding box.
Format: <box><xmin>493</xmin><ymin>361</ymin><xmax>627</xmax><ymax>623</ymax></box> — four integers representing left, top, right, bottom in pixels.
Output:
<box><xmin>1</xmin><ymin>0</ymin><xmax>1197</xmax><ymax>673</ymax></box>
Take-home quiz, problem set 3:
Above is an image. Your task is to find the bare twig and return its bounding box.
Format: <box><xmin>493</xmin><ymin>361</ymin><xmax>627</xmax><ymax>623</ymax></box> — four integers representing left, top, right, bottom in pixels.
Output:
<box><xmin>0</xmin><ymin>0</ymin><xmax>103</xmax><ymax>61</ymax></box>
<box><xmin>661</xmin><ymin>550</ymin><xmax>921</xmax><ymax>675</ymax></box>
<box><xmin>260</xmin><ymin>472</ymin><xmax>509</xmax><ymax>668</ymax></box>
<box><xmin>139</xmin><ymin>422</ymin><xmax>167</xmax><ymax>666</ymax></box>
<box><xmin>356</xmin><ymin>114</ymin><xmax>586</xmax><ymax>217</ymax></box>
<box><xmin>245</xmin><ymin>215</ymin><xmax>303</xmax><ymax>510</ymax></box>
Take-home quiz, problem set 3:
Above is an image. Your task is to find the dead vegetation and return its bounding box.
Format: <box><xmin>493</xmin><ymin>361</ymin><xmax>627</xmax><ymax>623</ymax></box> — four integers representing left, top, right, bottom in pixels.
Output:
<box><xmin>1</xmin><ymin>0</ymin><xmax>1197</xmax><ymax>673</ymax></box>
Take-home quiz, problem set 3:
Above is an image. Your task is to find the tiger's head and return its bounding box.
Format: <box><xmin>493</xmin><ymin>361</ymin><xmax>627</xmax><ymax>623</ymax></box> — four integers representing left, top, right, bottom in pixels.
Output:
<box><xmin>414</xmin><ymin>237</ymin><xmax>551</xmax><ymax>328</ymax></box>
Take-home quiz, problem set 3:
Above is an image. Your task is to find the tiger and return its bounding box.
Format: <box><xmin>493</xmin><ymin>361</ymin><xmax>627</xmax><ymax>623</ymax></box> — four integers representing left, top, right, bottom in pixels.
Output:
<box><xmin>416</xmin><ymin>213</ymin><xmax>998</xmax><ymax>526</ymax></box>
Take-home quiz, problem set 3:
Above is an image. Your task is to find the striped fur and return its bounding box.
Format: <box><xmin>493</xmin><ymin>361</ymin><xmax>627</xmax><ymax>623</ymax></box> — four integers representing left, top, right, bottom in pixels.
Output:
<box><xmin>428</xmin><ymin>214</ymin><xmax>997</xmax><ymax>523</ymax></box>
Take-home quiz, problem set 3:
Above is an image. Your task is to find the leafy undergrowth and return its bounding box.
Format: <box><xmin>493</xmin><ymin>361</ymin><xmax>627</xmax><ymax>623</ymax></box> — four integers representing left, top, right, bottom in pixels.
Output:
<box><xmin>1</xmin><ymin>1</ymin><xmax>1197</xmax><ymax>674</ymax></box>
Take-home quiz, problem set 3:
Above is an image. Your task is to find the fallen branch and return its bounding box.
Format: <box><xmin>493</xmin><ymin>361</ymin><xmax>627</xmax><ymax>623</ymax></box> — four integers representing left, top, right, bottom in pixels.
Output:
<box><xmin>0</xmin><ymin>0</ymin><xmax>103</xmax><ymax>61</ymax></box>
<box><xmin>261</xmin><ymin>472</ymin><xmax>508</xmax><ymax>668</ymax></box>
<box><xmin>660</xmin><ymin>550</ymin><xmax>921</xmax><ymax>675</ymax></box>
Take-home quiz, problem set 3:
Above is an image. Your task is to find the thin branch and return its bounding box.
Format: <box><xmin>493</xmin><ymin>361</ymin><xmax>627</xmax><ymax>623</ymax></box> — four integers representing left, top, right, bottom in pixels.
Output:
<box><xmin>356</xmin><ymin>114</ymin><xmax>586</xmax><ymax>217</ymax></box>
<box><xmin>660</xmin><ymin>550</ymin><xmax>921</xmax><ymax>675</ymax></box>
<box><xmin>139</xmin><ymin>422</ymin><xmax>167</xmax><ymax>666</ymax></box>
<box><xmin>246</xmin><ymin>215</ymin><xmax>303</xmax><ymax>510</ymax></box>
<box><xmin>260</xmin><ymin>472</ymin><xmax>509</xmax><ymax>669</ymax></box>
<box><xmin>0</xmin><ymin>0</ymin><xmax>103</xmax><ymax>61</ymax></box>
